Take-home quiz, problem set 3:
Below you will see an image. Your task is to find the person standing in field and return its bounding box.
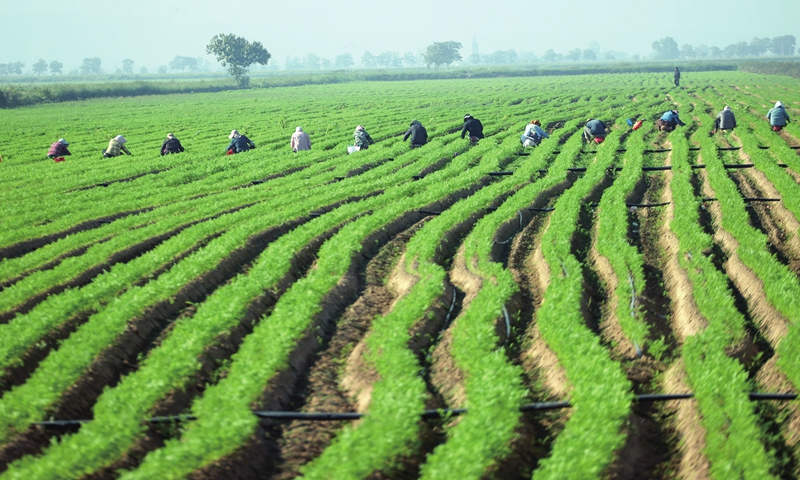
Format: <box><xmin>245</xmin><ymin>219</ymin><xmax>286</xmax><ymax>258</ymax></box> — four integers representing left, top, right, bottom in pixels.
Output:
<box><xmin>461</xmin><ymin>114</ymin><xmax>484</xmax><ymax>145</ymax></box>
<box><xmin>103</xmin><ymin>135</ymin><xmax>132</xmax><ymax>158</ymax></box>
<box><xmin>47</xmin><ymin>138</ymin><xmax>71</xmax><ymax>162</ymax></box>
<box><xmin>656</xmin><ymin>110</ymin><xmax>685</xmax><ymax>132</ymax></box>
<box><xmin>353</xmin><ymin>125</ymin><xmax>374</xmax><ymax>150</ymax></box>
<box><xmin>161</xmin><ymin>133</ymin><xmax>185</xmax><ymax>155</ymax></box>
<box><xmin>226</xmin><ymin>130</ymin><xmax>256</xmax><ymax>154</ymax></box>
<box><xmin>521</xmin><ymin>120</ymin><xmax>549</xmax><ymax>147</ymax></box>
<box><xmin>291</xmin><ymin>127</ymin><xmax>311</xmax><ymax>152</ymax></box>
<box><xmin>674</xmin><ymin>67</ymin><xmax>681</xmax><ymax>87</ymax></box>
<box><xmin>713</xmin><ymin>106</ymin><xmax>736</xmax><ymax>133</ymax></box>
<box><xmin>403</xmin><ymin>120</ymin><xmax>428</xmax><ymax>148</ymax></box>
<box><xmin>582</xmin><ymin>118</ymin><xmax>609</xmax><ymax>144</ymax></box>
<box><xmin>767</xmin><ymin>101</ymin><xmax>791</xmax><ymax>132</ymax></box>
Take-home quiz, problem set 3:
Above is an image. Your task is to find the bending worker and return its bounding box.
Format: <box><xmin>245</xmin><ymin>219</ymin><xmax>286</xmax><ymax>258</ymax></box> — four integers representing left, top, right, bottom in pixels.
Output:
<box><xmin>226</xmin><ymin>130</ymin><xmax>256</xmax><ymax>154</ymax></box>
<box><xmin>291</xmin><ymin>127</ymin><xmax>311</xmax><ymax>152</ymax></box>
<box><xmin>47</xmin><ymin>138</ymin><xmax>71</xmax><ymax>162</ymax></box>
<box><xmin>353</xmin><ymin>125</ymin><xmax>375</xmax><ymax>150</ymax></box>
<box><xmin>583</xmin><ymin>118</ymin><xmax>609</xmax><ymax>144</ymax></box>
<box><xmin>161</xmin><ymin>133</ymin><xmax>185</xmax><ymax>156</ymax></box>
<box><xmin>656</xmin><ymin>110</ymin><xmax>685</xmax><ymax>132</ymax></box>
<box><xmin>403</xmin><ymin>120</ymin><xmax>427</xmax><ymax>148</ymax></box>
<box><xmin>521</xmin><ymin>120</ymin><xmax>549</xmax><ymax>147</ymax></box>
<box><xmin>767</xmin><ymin>101</ymin><xmax>790</xmax><ymax>132</ymax></box>
<box><xmin>713</xmin><ymin>106</ymin><xmax>736</xmax><ymax>133</ymax></box>
<box><xmin>103</xmin><ymin>135</ymin><xmax>131</xmax><ymax>158</ymax></box>
<box><xmin>461</xmin><ymin>114</ymin><xmax>484</xmax><ymax>145</ymax></box>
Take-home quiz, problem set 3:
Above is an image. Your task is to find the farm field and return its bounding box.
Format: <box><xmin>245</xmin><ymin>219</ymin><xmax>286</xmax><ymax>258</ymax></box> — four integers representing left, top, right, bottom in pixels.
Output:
<box><xmin>2</xmin><ymin>71</ymin><xmax>800</xmax><ymax>479</ymax></box>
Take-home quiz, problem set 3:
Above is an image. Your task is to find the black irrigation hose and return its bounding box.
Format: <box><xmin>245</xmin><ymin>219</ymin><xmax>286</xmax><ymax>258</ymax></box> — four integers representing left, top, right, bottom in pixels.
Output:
<box><xmin>534</xmin><ymin>146</ymin><xmax>799</xmax><ymax>157</ymax></box>
<box><xmin>703</xmin><ymin>197</ymin><xmax>781</xmax><ymax>203</ymax></box>
<box><xmin>250</xmin><ymin>180</ymin><xmax>264</xmax><ymax>185</ymax></box>
<box><xmin>418</xmin><ymin>209</ymin><xmax>442</xmax><ymax>216</ymax></box>
<box><xmin>33</xmin><ymin>393</ymin><xmax>798</xmax><ymax>427</ymax></box>
<box><xmin>628</xmin><ymin>202</ymin><xmax>670</xmax><ymax>208</ymax></box>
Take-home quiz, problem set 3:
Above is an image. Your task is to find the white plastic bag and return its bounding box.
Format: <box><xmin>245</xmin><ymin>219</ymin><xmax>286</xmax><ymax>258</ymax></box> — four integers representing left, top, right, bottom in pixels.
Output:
<box><xmin>347</xmin><ymin>145</ymin><xmax>360</xmax><ymax>154</ymax></box>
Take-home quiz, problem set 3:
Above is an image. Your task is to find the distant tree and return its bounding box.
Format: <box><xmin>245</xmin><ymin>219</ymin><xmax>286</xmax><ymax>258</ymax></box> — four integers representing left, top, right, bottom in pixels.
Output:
<box><xmin>0</xmin><ymin>64</ymin><xmax>8</xmax><ymax>76</ymax></box>
<box><xmin>157</xmin><ymin>65</ymin><xmax>168</xmax><ymax>74</ymax></box>
<box><xmin>708</xmin><ymin>46</ymin><xmax>722</xmax><ymax>58</ymax></box>
<box><xmin>542</xmin><ymin>49</ymin><xmax>559</xmax><ymax>62</ymax></box>
<box><xmin>285</xmin><ymin>56</ymin><xmax>302</xmax><ymax>70</ymax></box>
<box><xmin>694</xmin><ymin>44</ymin><xmax>709</xmax><ymax>58</ymax></box>
<box><xmin>506</xmin><ymin>49</ymin><xmax>518</xmax><ymax>64</ymax></box>
<box><xmin>121</xmin><ymin>58</ymin><xmax>134</xmax><ymax>74</ymax></box>
<box><xmin>402</xmin><ymin>52</ymin><xmax>420</xmax><ymax>67</ymax></box>
<box><xmin>468</xmin><ymin>53</ymin><xmax>482</xmax><ymax>64</ymax></box>
<box><xmin>79</xmin><ymin>57</ymin><xmax>102</xmax><ymax>75</ymax></box>
<box><xmin>422</xmin><ymin>41</ymin><xmax>462</xmax><ymax>71</ymax></box>
<box><xmin>375</xmin><ymin>51</ymin><xmax>400</xmax><ymax>68</ymax></box>
<box><xmin>361</xmin><ymin>51</ymin><xmax>377</xmax><ymax>68</ymax></box>
<box><xmin>140</xmin><ymin>66</ymin><xmax>148</xmax><ymax>74</ymax></box>
<box><xmin>485</xmin><ymin>50</ymin><xmax>507</xmax><ymax>64</ymax></box>
<box><xmin>565</xmin><ymin>48</ymin><xmax>581</xmax><ymax>61</ymax></box>
<box><xmin>321</xmin><ymin>58</ymin><xmax>331</xmax><ymax>69</ymax></box>
<box><xmin>304</xmin><ymin>53</ymin><xmax>321</xmax><ymax>70</ymax></box>
<box><xmin>652</xmin><ymin>37</ymin><xmax>679</xmax><ymax>59</ymax></box>
<box><xmin>749</xmin><ymin>37</ymin><xmax>770</xmax><ymax>56</ymax></box>
<box><xmin>769</xmin><ymin>35</ymin><xmax>796</xmax><ymax>56</ymax></box>
<box><xmin>679</xmin><ymin>44</ymin><xmax>695</xmax><ymax>59</ymax></box>
<box><xmin>582</xmin><ymin>49</ymin><xmax>597</xmax><ymax>61</ymax></box>
<box><xmin>335</xmin><ymin>53</ymin><xmax>354</xmax><ymax>69</ymax></box>
<box><xmin>4</xmin><ymin>62</ymin><xmax>25</xmax><ymax>75</ymax></box>
<box><xmin>733</xmin><ymin>41</ymin><xmax>750</xmax><ymax>57</ymax></box>
<box><xmin>49</xmin><ymin>60</ymin><xmax>63</xmax><ymax>75</ymax></box>
<box><xmin>604</xmin><ymin>52</ymin><xmax>616</xmax><ymax>61</ymax></box>
<box><xmin>722</xmin><ymin>44</ymin><xmax>736</xmax><ymax>58</ymax></box>
<box><xmin>32</xmin><ymin>59</ymin><xmax>48</xmax><ymax>75</ymax></box>
<box><xmin>631</xmin><ymin>54</ymin><xmax>641</xmax><ymax>61</ymax></box>
<box><xmin>169</xmin><ymin>56</ymin><xmax>198</xmax><ymax>72</ymax></box>
<box><xmin>206</xmin><ymin>33</ymin><xmax>271</xmax><ymax>87</ymax></box>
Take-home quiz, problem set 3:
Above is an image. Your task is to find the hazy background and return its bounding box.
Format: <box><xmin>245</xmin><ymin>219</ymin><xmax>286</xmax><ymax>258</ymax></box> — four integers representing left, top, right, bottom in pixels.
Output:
<box><xmin>2</xmin><ymin>0</ymin><xmax>799</xmax><ymax>71</ymax></box>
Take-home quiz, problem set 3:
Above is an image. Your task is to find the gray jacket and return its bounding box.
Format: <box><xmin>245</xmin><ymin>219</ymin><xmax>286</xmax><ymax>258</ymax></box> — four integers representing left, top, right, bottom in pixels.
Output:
<box><xmin>585</xmin><ymin>119</ymin><xmax>608</xmax><ymax>137</ymax></box>
<box><xmin>717</xmin><ymin>109</ymin><xmax>736</xmax><ymax>129</ymax></box>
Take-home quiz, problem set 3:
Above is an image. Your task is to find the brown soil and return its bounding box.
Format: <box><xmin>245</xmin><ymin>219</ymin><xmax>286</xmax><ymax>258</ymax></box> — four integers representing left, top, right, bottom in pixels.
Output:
<box><xmin>67</xmin><ymin>168</ymin><xmax>170</xmax><ymax>193</ymax></box>
<box><xmin>0</xmin><ymin>202</ymin><xmax>256</xmax><ymax>324</ymax></box>
<box><xmin>660</xmin><ymin>151</ymin><xmax>707</xmax><ymax>341</ymax></box>
<box><xmin>663</xmin><ymin>360</ymin><xmax>710</xmax><ymax>480</ymax></box>
<box><xmin>697</xmin><ymin>168</ymin><xmax>791</xmax><ymax>347</ymax></box>
<box><xmin>0</xmin><ymin>211</ymin><xmax>315</xmax><ymax>470</ymax></box>
<box><xmin>0</xmin><ymin>239</ymin><xmax>106</xmax><ymax>293</ymax></box>
<box><xmin>0</xmin><ymin>206</ymin><xmax>156</xmax><ymax>261</ymax></box>
<box><xmin>188</xmin><ymin>176</ymin><xmax>500</xmax><ymax>480</ymax></box>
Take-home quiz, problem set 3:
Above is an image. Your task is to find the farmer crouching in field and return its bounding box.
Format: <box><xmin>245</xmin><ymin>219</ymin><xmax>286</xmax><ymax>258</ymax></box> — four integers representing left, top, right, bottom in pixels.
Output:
<box><xmin>403</xmin><ymin>120</ymin><xmax>427</xmax><ymax>148</ymax></box>
<box><xmin>47</xmin><ymin>138</ymin><xmax>71</xmax><ymax>162</ymax></box>
<box><xmin>161</xmin><ymin>133</ymin><xmax>185</xmax><ymax>156</ymax></box>
<box><xmin>291</xmin><ymin>127</ymin><xmax>311</xmax><ymax>152</ymax></box>
<box><xmin>767</xmin><ymin>101</ymin><xmax>790</xmax><ymax>132</ymax></box>
<box><xmin>582</xmin><ymin>119</ymin><xmax>609</xmax><ymax>144</ymax></box>
<box><xmin>226</xmin><ymin>130</ymin><xmax>256</xmax><ymax>155</ymax></box>
<box><xmin>462</xmin><ymin>114</ymin><xmax>484</xmax><ymax>146</ymax></box>
<box><xmin>353</xmin><ymin>125</ymin><xmax>374</xmax><ymax>151</ymax></box>
<box><xmin>103</xmin><ymin>135</ymin><xmax>131</xmax><ymax>158</ymax></box>
<box><xmin>521</xmin><ymin>120</ymin><xmax>549</xmax><ymax>147</ymax></box>
<box><xmin>713</xmin><ymin>106</ymin><xmax>736</xmax><ymax>134</ymax></box>
<box><xmin>656</xmin><ymin>110</ymin><xmax>685</xmax><ymax>132</ymax></box>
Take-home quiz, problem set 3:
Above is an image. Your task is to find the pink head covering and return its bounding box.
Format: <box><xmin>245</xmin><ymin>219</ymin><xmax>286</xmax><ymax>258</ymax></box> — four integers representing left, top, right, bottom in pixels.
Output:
<box><xmin>356</xmin><ymin>125</ymin><xmax>364</xmax><ymax>131</ymax></box>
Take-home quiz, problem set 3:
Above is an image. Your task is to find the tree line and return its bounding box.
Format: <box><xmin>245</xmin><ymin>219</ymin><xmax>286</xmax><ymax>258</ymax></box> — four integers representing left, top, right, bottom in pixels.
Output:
<box><xmin>652</xmin><ymin>35</ymin><xmax>797</xmax><ymax>59</ymax></box>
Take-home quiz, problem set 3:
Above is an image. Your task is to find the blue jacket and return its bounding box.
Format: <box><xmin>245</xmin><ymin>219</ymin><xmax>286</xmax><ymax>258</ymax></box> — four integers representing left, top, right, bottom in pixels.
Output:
<box><xmin>660</xmin><ymin>111</ymin><xmax>685</xmax><ymax>126</ymax></box>
<box><xmin>226</xmin><ymin>135</ymin><xmax>256</xmax><ymax>153</ymax></box>
<box><xmin>585</xmin><ymin>119</ymin><xmax>608</xmax><ymax>136</ymax></box>
<box><xmin>767</xmin><ymin>106</ymin><xmax>790</xmax><ymax>127</ymax></box>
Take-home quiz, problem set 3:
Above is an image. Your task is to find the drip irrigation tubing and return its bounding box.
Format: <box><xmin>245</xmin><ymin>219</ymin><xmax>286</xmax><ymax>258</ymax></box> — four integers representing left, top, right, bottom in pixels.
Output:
<box><xmin>32</xmin><ymin>393</ymin><xmax>798</xmax><ymax>427</ymax></box>
<box><xmin>509</xmin><ymin>163</ymin><xmax>788</xmax><ymax>177</ymax></box>
<box><xmin>535</xmin><ymin>146</ymin><xmax>800</xmax><ymax>156</ymax></box>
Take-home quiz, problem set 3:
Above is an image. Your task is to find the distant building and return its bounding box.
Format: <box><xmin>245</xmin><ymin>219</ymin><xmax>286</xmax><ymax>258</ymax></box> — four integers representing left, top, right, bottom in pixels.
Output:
<box><xmin>472</xmin><ymin>36</ymin><xmax>479</xmax><ymax>57</ymax></box>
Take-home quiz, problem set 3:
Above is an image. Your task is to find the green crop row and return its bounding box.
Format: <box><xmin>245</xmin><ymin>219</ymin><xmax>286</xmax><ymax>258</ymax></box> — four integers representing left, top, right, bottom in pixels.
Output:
<box><xmin>665</xmin><ymin>108</ymin><xmax>777</xmax><ymax>478</ymax></box>
<box><xmin>0</xmin><ymin>140</ymin><xmax>457</xmax><ymax>443</ymax></box>
<box><xmin>0</xmin><ymin>138</ymin><xmax>475</xmax><ymax>479</ymax></box>
<box><xmin>300</xmin><ymin>115</ymin><xmax>574</xmax><ymax>479</ymax></box>
<box><xmin>593</xmin><ymin>128</ymin><xmax>649</xmax><ymax>350</ymax></box>
<box><xmin>118</xmin><ymin>132</ymin><xmax>522</xmax><ymax>479</ymax></box>
<box><xmin>532</xmin><ymin>120</ymin><xmax>632</xmax><ymax>480</ymax></box>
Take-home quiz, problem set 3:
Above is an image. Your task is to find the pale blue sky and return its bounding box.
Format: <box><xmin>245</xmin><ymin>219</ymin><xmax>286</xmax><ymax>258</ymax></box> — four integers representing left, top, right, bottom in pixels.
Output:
<box><xmin>2</xmin><ymin>0</ymin><xmax>798</xmax><ymax>71</ymax></box>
